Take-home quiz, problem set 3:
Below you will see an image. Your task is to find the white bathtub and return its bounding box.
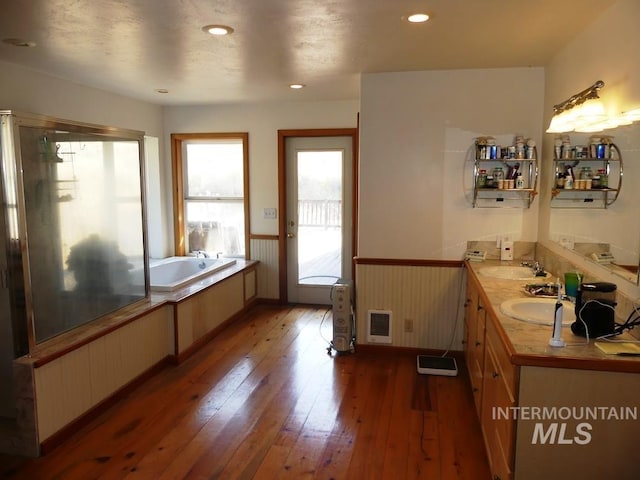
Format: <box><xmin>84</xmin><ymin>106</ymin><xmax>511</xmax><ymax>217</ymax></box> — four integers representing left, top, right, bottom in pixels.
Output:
<box><xmin>149</xmin><ymin>256</ymin><xmax>237</xmax><ymax>291</ymax></box>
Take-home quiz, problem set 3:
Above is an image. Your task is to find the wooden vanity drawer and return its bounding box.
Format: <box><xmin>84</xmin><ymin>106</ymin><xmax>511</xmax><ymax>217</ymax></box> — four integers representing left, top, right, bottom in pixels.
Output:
<box><xmin>486</xmin><ymin>315</ymin><xmax>517</xmax><ymax>399</ymax></box>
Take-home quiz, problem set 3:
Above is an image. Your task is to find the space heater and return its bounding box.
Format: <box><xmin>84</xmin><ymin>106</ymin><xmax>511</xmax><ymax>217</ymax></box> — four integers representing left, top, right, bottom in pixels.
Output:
<box><xmin>331</xmin><ymin>280</ymin><xmax>354</xmax><ymax>354</ymax></box>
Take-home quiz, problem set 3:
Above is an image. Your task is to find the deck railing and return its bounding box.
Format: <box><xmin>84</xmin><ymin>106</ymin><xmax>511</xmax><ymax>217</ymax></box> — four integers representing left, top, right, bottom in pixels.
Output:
<box><xmin>298</xmin><ymin>200</ymin><xmax>341</xmax><ymax>228</ymax></box>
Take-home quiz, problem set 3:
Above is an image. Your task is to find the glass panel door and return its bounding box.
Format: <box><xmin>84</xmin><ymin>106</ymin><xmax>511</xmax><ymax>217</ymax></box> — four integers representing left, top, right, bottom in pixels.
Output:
<box><xmin>286</xmin><ymin>135</ymin><xmax>353</xmax><ymax>304</ymax></box>
<box><xmin>296</xmin><ymin>150</ymin><xmax>343</xmax><ymax>285</ymax></box>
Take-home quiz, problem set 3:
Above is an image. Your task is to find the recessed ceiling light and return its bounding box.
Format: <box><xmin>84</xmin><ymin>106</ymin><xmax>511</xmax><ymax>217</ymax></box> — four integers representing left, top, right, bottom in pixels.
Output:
<box><xmin>289</xmin><ymin>84</ymin><xmax>305</xmax><ymax>89</ymax></box>
<box><xmin>202</xmin><ymin>24</ymin><xmax>234</xmax><ymax>36</ymax></box>
<box><xmin>155</xmin><ymin>89</ymin><xmax>169</xmax><ymax>94</ymax></box>
<box><xmin>407</xmin><ymin>13</ymin><xmax>430</xmax><ymax>23</ymax></box>
<box><xmin>2</xmin><ymin>38</ymin><xmax>36</xmax><ymax>47</ymax></box>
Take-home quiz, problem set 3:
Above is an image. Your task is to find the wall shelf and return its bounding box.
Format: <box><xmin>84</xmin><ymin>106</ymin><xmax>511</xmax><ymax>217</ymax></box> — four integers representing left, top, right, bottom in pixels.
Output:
<box><xmin>471</xmin><ymin>141</ymin><xmax>538</xmax><ymax>208</ymax></box>
<box><xmin>551</xmin><ymin>143</ymin><xmax>622</xmax><ymax>209</ymax></box>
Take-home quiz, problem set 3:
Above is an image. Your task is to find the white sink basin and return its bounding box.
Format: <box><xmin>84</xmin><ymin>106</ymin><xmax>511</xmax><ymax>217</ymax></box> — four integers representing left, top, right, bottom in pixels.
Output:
<box><xmin>479</xmin><ymin>266</ymin><xmax>549</xmax><ymax>281</ymax></box>
<box><xmin>500</xmin><ymin>298</ymin><xmax>575</xmax><ymax>326</ymax></box>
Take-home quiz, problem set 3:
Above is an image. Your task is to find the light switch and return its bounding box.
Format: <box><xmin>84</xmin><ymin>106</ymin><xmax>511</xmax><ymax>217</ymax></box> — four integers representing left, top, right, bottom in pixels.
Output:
<box><xmin>264</xmin><ymin>207</ymin><xmax>277</xmax><ymax>219</ymax></box>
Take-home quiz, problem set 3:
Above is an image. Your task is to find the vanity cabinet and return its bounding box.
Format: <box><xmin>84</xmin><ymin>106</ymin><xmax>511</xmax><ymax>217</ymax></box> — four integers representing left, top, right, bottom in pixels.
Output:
<box><xmin>551</xmin><ymin>142</ymin><xmax>622</xmax><ymax>208</ymax></box>
<box><xmin>464</xmin><ymin>261</ymin><xmax>640</xmax><ymax>480</ymax></box>
<box><xmin>481</xmin><ymin>315</ymin><xmax>518</xmax><ymax>480</ymax></box>
<box><xmin>465</xmin><ymin>272</ymin><xmax>517</xmax><ymax>480</ymax></box>
<box><xmin>471</xmin><ymin>141</ymin><xmax>538</xmax><ymax>208</ymax></box>
<box><xmin>464</xmin><ymin>276</ymin><xmax>486</xmax><ymax>416</ymax></box>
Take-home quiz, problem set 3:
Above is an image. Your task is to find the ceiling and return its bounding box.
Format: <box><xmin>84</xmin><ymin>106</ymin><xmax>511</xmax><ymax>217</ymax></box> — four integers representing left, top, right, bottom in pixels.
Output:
<box><xmin>0</xmin><ymin>0</ymin><xmax>615</xmax><ymax>106</ymax></box>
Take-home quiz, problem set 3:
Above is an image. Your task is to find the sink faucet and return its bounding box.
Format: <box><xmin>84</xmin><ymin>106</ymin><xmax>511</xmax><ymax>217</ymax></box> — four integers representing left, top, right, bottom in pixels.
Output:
<box><xmin>521</xmin><ymin>260</ymin><xmax>546</xmax><ymax>276</ymax></box>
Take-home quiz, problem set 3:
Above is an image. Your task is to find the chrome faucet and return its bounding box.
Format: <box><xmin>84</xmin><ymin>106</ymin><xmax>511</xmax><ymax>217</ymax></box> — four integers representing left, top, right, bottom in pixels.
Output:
<box><xmin>521</xmin><ymin>260</ymin><xmax>546</xmax><ymax>276</ymax></box>
<box><xmin>195</xmin><ymin>250</ymin><xmax>209</xmax><ymax>269</ymax></box>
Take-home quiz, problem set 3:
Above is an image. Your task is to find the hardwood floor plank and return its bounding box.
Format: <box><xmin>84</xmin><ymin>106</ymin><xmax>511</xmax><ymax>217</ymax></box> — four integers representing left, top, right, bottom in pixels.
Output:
<box><xmin>158</xmin><ymin>309</ymin><xmax>326</xmax><ymax>479</ymax></box>
<box><xmin>343</xmin><ymin>355</ymin><xmax>393</xmax><ymax>479</ymax></box>
<box><xmin>380</xmin><ymin>354</ymin><xmax>415</xmax><ymax>479</ymax></box>
<box><xmin>311</xmin><ymin>352</ymin><xmax>379</xmax><ymax>479</ymax></box>
<box><xmin>1</xmin><ymin>305</ymin><xmax>491</xmax><ymax>480</ymax></box>
<box><xmin>406</xmin><ymin>410</ymin><xmax>441</xmax><ymax>479</ymax></box>
<box><xmin>212</xmin><ymin>323</ymin><xmax>336</xmax><ymax>478</ymax></box>
<box><xmin>433</xmin><ymin>372</ymin><xmax>491</xmax><ymax>480</ymax></box>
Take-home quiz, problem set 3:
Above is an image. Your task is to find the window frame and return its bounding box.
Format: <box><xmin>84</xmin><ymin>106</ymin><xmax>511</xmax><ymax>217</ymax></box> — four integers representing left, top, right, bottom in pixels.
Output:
<box><xmin>171</xmin><ymin>132</ymin><xmax>250</xmax><ymax>258</ymax></box>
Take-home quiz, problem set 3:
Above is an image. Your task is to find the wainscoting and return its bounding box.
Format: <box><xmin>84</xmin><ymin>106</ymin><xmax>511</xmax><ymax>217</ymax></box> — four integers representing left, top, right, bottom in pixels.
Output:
<box><xmin>355</xmin><ymin>259</ymin><xmax>466</xmax><ymax>350</ymax></box>
<box><xmin>250</xmin><ymin>236</ymin><xmax>280</xmax><ymax>300</ymax></box>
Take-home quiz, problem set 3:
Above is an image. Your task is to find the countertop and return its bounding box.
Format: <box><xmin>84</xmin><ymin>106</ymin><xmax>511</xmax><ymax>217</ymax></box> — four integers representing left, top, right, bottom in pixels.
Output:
<box><xmin>466</xmin><ymin>259</ymin><xmax>640</xmax><ymax>373</ymax></box>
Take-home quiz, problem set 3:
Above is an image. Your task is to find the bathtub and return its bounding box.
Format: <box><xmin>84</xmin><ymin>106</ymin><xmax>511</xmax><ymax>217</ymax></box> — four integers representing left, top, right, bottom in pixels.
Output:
<box><xmin>149</xmin><ymin>256</ymin><xmax>237</xmax><ymax>291</ymax></box>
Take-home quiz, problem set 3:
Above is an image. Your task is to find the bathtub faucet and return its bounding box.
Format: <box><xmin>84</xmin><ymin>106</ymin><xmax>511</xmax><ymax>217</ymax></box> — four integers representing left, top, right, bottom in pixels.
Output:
<box><xmin>195</xmin><ymin>250</ymin><xmax>209</xmax><ymax>269</ymax></box>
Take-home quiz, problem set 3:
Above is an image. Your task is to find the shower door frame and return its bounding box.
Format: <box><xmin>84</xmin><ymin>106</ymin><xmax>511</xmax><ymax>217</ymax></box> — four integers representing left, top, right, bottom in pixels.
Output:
<box><xmin>0</xmin><ymin>110</ymin><xmax>149</xmax><ymax>353</ymax></box>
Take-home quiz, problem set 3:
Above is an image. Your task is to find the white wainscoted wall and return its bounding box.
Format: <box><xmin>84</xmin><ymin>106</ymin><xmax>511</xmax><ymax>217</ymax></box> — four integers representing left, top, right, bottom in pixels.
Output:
<box><xmin>250</xmin><ymin>237</ymin><xmax>280</xmax><ymax>300</ymax></box>
<box><xmin>355</xmin><ymin>260</ymin><xmax>466</xmax><ymax>351</ymax></box>
<box><xmin>32</xmin><ymin>306</ymin><xmax>173</xmax><ymax>443</ymax></box>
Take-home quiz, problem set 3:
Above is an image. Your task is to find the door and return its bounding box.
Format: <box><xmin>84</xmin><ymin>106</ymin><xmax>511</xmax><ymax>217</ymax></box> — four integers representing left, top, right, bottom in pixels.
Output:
<box><xmin>285</xmin><ymin>135</ymin><xmax>354</xmax><ymax>304</ymax></box>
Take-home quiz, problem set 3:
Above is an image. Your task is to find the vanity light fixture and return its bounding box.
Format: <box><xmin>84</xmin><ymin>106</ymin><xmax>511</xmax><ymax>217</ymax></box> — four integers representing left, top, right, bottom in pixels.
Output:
<box><xmin>202</xmin><ymin>24</ymin><xmax>234</xmax><ymax>36</ymax></box>
<box><xmin>547</xmin><ymin>80</ymin><xmax>605</xmax><ymax>133</ymax></box>
<box><xmin>289</xmin><ymin>84</ymin><xmax>305</xmax><ymax>89</ymax></box>
<box><xmin>547</xmin><ymin>81</ymin><xmax>640</xmax><ymax>133</ymax></box>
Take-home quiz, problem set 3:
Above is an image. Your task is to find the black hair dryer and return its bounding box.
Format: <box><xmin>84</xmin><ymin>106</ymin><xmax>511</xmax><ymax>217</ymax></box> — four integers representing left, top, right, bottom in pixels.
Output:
<box><xmin>571</xmin><ymin>282</ymin><xmax>617</xmax><ymax>337</ymax></box>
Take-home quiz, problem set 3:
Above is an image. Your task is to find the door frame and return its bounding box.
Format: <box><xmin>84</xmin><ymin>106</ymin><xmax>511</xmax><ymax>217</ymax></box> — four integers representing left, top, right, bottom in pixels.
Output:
<box><xmin>277</xmin><ymin>128</ymin><xmax>358</xmax><ymax>304</ymax></box>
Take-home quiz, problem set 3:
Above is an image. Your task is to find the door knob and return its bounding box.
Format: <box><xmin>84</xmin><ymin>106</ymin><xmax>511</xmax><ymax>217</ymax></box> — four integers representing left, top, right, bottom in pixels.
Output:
<box><xmin>287</xmin><ymin>233</ymin><xmax>295</xmax><ymax>238</ymax></box>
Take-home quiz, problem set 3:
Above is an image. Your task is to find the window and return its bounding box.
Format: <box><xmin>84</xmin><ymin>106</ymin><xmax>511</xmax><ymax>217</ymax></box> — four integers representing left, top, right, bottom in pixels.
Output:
<box><xmin>171</xmin><ymin>133</ymin><xmax>249</xmax><ymax>258</ymax></box>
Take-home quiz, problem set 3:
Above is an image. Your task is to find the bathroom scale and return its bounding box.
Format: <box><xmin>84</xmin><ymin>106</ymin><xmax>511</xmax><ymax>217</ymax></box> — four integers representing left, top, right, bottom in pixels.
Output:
<box><xmin>416</xmin><ymin>355</ymin><xmax>458</xmax><ymax>376</ymax></box>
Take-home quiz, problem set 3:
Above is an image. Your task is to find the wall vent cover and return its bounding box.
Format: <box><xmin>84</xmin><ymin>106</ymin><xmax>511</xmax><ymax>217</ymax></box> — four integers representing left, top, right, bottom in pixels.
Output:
<box><xmin>367</xmin><ymin>309</ymin><xmax>392</xmax><ymax>344</ymax></box>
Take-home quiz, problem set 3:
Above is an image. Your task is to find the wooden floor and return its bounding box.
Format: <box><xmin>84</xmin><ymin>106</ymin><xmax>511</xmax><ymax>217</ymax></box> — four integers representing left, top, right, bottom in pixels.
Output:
<box><xmin>1</xmin><ymin>305</ymin><xmax>490</xmax><ymax>479</ymax></box>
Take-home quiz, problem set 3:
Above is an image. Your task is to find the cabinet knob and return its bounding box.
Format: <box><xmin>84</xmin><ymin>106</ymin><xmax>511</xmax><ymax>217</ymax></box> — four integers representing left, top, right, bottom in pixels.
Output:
<box><xmin>492</xmin><ymin>371</ymin><xmax>500</xmax><ymax>379</ymax></box>
<box><xmin>475</xmin><ymin>341</ymin><xmax>481</xmax><ymax>347</ymax></box>
<box><xmin>477</xmin><ymin>305</ymin><xmax>483</xmax><ymax>311</ymax></box>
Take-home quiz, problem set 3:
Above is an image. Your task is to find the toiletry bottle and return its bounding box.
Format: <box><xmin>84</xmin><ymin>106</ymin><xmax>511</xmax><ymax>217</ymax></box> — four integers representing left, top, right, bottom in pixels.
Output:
<box><xmin>478</xmin><ymin>169</ymin><xmax>487</xmax><ymax>187</ymax></box>
<box><xmin>564</xmin><ymin>166</ymin><xmax>574</xmax><ymax>189</ymax></box>
<box><xmin>515</xmin><ymin>173</ymin><xmax>524</xmax><ymax>189</ymax></box>
<box><xmin>564</xmin><ymin>175</ymin><xmax>573</xmax><ymax>189</ymax></box>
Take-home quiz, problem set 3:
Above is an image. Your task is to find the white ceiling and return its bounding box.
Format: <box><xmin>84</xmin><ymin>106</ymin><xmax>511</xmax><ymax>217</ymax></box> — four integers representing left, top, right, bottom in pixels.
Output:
<box><xmin>0</xmin><ymin>0</ymin><xmax>615</xmax><ymax>106</ymax></box>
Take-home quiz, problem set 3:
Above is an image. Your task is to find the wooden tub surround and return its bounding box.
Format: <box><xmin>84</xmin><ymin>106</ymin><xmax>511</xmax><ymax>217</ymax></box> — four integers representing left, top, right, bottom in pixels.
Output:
<box><xmin>464</xmin><ymin>259</ymin><xmax>640</xmax><ymax>480</ymax></box>
<box><xmin>4</xmin><ymin>260</ymin><xmax>258</xmax><ymax>458</ymax></box>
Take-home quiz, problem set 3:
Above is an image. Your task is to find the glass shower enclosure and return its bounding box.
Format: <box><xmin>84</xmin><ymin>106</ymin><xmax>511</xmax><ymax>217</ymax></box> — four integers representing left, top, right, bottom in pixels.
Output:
<box><xmin>0</xmin><ymin>111</ymin><xmax>148</xmax><ymax>418</ymax></box>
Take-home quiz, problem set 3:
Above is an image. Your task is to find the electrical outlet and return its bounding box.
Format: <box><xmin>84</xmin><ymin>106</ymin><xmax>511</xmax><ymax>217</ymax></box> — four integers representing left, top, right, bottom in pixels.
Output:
<box><xmin>559</xmin><ymin>235</ymin><xmax>575</xmax><ymax>250</ymax></box>
<box><xmin>404</xmin><ymin>318</ymin><xmax>414</xmax><ymax>333</ymax></box>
